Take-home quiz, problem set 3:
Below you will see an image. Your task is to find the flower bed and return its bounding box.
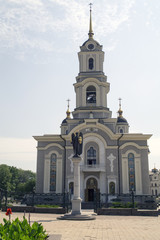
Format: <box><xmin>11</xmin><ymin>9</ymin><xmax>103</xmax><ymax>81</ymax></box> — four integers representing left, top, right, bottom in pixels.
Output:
<box><xmin>0</xmin><ymin>208</ymin><xmax>48</xmax><ymax>239</ymax></box>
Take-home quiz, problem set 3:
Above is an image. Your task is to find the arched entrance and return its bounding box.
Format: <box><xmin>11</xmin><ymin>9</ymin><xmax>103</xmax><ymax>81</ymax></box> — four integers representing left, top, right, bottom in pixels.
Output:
<box><xmin>85</xmin><ymin>177</ymin><xmax>99</xmax><ymax>202</ymax></box>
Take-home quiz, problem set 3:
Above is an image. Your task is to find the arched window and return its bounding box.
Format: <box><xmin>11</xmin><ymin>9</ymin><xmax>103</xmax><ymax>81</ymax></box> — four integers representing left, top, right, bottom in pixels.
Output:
<box><xmin>89</xmin><ymin>58</ymin><xmax>94</xmax><ymax>70</ymax></box>
<box><xmin>120</xmin><ymin>129</ymin><xmax>123</xmax><ymax>134</ymax></box>
<box><xmin>86</xmin><ymin>86</ymin><xmax>96</xmax><ymax>103</ymax></box>
<box><xmin>87</xmin><ymin>147</ymin><xmax>96</xmax><ymax>165</ymax></box>
<box><xmin>50</xmin><ymin>153</ymin><xmax>57</xmax><ymax>192</ymax></box>
<box><xmin>128</xmin><ymin>153</ymin><xmax>135</xmax><ymax>191</ymax></box>
<box><xmin>109</xmin><ymin>182</ymin><xmax>115</xmax><ymax>195</ymax></box>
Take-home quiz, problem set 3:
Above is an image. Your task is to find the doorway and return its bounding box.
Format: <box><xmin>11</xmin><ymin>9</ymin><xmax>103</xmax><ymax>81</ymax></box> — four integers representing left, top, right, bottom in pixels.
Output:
<box><xmin>85</xmin><ymin>177</ymin><xmax>98</xmax><ymax>202</ymax></box>
<box><xmin>88</xmin><ymin>189</ymin><xmax>94</xmax><ymax>201</ymax></box>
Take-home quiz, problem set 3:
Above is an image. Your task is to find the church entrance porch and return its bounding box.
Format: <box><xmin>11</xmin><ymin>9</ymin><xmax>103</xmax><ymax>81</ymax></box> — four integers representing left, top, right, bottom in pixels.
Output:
<box><xmin>85</xmin><ymin>177</ymin><xmax>99</xmax><ymax>202</ymax></box>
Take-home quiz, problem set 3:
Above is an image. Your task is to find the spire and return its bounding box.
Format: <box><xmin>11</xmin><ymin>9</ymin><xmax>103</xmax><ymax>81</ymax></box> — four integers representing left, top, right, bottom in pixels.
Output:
<box><xmin>118</xmin><ymin>98</ymin><xmax>123</xmax><ymax>117</ymax></box>
<box><xmin>66</xmin><ymin>99</ymin><xmax>71</xmax><ymax>119</ymax></box>
<box><xmin>88</xmin><ymin>3</ymin><xmax>94</xmax><ymax>39</ymax></box>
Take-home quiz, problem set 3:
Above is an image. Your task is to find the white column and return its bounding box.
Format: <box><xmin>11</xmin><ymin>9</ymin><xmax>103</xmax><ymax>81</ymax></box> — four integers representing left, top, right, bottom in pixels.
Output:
<box><xmin>100</xmin><ymin>172</ymin><xmax>106</xmax><ymax>193</ymax></box>
<box><xmin>122</xmin><ymin>158</ymin><xmax>129</xmax><ymax>193</ymax></box>
<box><xmin>43</xmin><ymin>158</ymin><xmax>50</xmax><ymax>193</ymax></box>
<box><xmin>56</xmin><ymin>158</ymin><xmax>62</xmax><ymax>193</ymax></box>
<box><xmin>71</xmin><ymin>157</ymin><xmax>82</xmax><ymax>215</ymax></box>
<box><xmin>135</xmin><ymin>158</ymin><xmax>142</xmax><ymax>194</ymax></box>
<box><xmin>73</xmin><ymin>158</ymin><xmax>81</xmax><ymax>199</ymax></box>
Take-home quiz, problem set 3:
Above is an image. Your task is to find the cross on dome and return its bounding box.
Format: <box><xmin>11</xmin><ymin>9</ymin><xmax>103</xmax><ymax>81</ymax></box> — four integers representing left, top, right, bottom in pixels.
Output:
<box><xmin>66</xmin><ymin>99</ymin><xmax>71</xmax><ymax>119</ymax></box>
<box><xmin>88</xmin><ymin>3</ymin><xmax>94</xmax><ymax>39</ymax></box>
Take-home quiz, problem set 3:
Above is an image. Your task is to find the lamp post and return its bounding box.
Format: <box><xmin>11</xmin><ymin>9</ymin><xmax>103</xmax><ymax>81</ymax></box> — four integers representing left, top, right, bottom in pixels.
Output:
<box><xmin>131</xmin><ymin>188</ymin><xmax>135</xmax><ymax>208</ymax></box>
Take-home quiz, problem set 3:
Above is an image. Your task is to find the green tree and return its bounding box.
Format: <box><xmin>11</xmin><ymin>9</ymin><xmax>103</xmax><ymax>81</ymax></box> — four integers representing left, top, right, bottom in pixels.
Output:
<box><xmin>0</xmin><ymin>164</ymin><xmax>12</xmax><ymax>192</ymax></box>
<box><xmin>24</xmin><ymin>179</ymin><xmax>36</xmax><ymax>193</ymax></box>
<box><xmin>9</xmin><ymin>166</ymin><xmax>19</xmax><ymax>192</ymax></box>
<box><xmin>0</xmin><ymin>164</ymin><xmax>36</xmax><ymax>200</ymax></box>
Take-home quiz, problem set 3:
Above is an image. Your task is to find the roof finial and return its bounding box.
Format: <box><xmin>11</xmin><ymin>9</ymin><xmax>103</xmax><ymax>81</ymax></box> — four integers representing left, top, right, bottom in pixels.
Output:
<box><xmin>88</xmin><ymin>3</ymin><xmax>94</xmax><ymax>39</ymax></box>
<box><xmin>118</xmin><ymin>97</ymin><xmax>123</xmax><ymax>117</ymax></box>
<box><xmin>66</xmin><ymin>99</ymin><xmax>71</xmax><ymax>119</ymax></box>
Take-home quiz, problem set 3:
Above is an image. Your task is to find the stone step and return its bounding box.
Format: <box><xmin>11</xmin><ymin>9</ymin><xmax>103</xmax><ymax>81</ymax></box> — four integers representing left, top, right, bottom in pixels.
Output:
<box><xmin>81</xmin><ymin>202</ymin><xmax>94</xmax><ymax>209</ymax></box>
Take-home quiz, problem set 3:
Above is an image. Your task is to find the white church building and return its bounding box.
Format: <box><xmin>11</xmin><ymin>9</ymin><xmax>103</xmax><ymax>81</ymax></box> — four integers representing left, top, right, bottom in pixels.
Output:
<box><xmin>34</xmin><ymin>9</ymin><xmax>151</xmax><ymax>202</ymax></box>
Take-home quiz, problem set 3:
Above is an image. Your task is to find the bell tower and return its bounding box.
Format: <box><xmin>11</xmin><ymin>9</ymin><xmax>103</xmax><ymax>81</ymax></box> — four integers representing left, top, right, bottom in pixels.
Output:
<box><xmin>72</xmin><ymin>5</ymin><xmax>111</xmax><ymax>119</ymax></box>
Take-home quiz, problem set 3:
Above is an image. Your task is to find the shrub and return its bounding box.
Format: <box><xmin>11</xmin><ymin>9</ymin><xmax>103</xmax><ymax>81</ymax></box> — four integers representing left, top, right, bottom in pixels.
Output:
<box><xmin>111</xmin><ymin>201</ymin><xmax>137</xmax><ymax>208</ymax></box>
<box><xmin>0</xmin><ymin>217</ymin><xmax>48</xmax><ymax>239</ymax></box>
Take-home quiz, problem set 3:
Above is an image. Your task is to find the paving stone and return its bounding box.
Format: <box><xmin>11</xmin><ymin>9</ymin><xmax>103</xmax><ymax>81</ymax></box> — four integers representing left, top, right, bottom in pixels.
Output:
<box><xmin>0</xmin><ymin>210</ymin><xmax>160</xmax><ymax>239</ymax></box>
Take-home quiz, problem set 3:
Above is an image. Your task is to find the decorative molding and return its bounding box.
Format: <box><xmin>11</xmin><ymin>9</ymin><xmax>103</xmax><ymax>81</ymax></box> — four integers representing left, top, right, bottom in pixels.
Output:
<box><xmin>84</xmin><ymin>175</ymin><xmax>100</xmax><ymax>189</ymax></box>
<box><xmin>120</xmin><ymin>142</ymin><xmax>147</xmax><ymax>151</ymax></box>
<box><xmin>68</xmin><ymin>154</ymin><xmax>74</xmax><ymax>172</ymax></box>
<box><xmin>45</xmin><ymin>150</ymin><xmax>62</xmax><ymax>159</ymax></box>
<box><xmin>107</xmin><ymin>153</ymin><xmax>116</xmax><ymax>172</ymax></box>
<box><xmin>119</xmin><ymin>134</ymin><xmax>152</xmax><ymax>141</ymax></box>
<box><xmin>33</xmin><ymin>135</ymin><xmax>63</xmax><ymax>142</ymax></box>
<box><xmin>83</xmin><ymin>133</ymin><xmax>107</xmax><ymax>150</ymax></box>
<box><xmin>122</xmin><ymin>149</ymin><xmax>140</xmax><ymax>159</ymax></box>
<box><xmin>37</xmin><ymin>143</ymin><xmax>64</xmax><ymax>151</ymax></box>
<box><xmin>85</xmin><ymin>128</ymin><xmax>98</xmax><ymax>132</ymax></box>
<box><xmin>74</xmin><ymin>77</ymin><xmax>109</xmax><ymax>88</ymax></box>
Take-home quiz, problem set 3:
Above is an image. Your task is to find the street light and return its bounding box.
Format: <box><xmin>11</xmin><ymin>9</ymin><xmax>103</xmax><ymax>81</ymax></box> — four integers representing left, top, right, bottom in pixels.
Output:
<box><xmin>131</xmin><ymin>188</ymin><xmax>135</xmax><ymax>208</ymax></box>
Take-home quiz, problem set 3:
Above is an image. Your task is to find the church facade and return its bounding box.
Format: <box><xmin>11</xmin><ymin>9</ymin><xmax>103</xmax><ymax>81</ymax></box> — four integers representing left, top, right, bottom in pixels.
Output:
<box><xmin>34</xmin><ymin>10</ymin><xmax>151</xmax><ymax>201</ymax></box>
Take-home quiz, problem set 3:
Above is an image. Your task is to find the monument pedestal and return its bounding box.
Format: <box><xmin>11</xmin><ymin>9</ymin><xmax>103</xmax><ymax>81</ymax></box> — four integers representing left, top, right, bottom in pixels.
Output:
<box><xmin>58</xmin><ymin>156</ymin><xmax>96</xmax><ymax>221</ymax></box>
<box><xmin>71</xmin><ymin>198</ymin><xmax>82</xmax><ymax>215</ymax></box>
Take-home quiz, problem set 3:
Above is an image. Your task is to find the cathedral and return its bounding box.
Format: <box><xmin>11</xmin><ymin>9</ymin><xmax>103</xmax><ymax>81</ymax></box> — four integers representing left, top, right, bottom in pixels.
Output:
<box><xmin>34</xmin><ymin>8</ymin><xmax>151</xmax><ymax>202</ymax></box>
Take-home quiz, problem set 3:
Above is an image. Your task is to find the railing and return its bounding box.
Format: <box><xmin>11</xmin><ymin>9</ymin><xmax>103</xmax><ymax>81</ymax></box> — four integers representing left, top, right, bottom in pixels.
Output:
<box><xmin>93</xmin><ymin>193</ymin><xmax>158</xmax><ymax>212</ymax></box>
<box><xmin>22</xmin><ymin>192</ymin><xmax>72</xmax><ymax>212</ymax></box>
<box><xmin>80</xmin><ymin>164</ymin><xmax>105</xmax><ymax>172</ymax></box>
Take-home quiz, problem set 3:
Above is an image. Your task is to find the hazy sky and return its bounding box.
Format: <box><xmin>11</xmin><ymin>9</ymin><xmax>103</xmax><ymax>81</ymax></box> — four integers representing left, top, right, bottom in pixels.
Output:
<box><xmin>0</xmin><ymin>0</ymin><xmax>160</xmax><ymax>172</ymax></box>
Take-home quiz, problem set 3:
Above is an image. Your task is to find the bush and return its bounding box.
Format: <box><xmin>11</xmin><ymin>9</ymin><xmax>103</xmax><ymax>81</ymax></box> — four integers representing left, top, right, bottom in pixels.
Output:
<box><xmin>111</xmin><ymin>201</ymin><xmax>137</xmax><ymax>208</ymax></box>
<box><xmin>0</xmin><ymin>217</ymin><xmax>48</xmax><ymax>239</ymax></box>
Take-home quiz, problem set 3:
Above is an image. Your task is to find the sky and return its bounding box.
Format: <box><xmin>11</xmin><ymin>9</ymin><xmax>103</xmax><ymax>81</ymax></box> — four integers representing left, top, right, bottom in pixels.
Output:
<box><xmin>0</xmin><ymin>0</ymin><xmax>160</xmax><ymax>172</ymax></box>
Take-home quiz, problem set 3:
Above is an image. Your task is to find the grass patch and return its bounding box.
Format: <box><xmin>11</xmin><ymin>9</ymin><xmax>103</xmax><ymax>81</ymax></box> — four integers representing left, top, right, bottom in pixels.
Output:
<box><xmin>35</xmin><ymin>205</ymin><xmax>60</xmax><ymax>208</ymax></box>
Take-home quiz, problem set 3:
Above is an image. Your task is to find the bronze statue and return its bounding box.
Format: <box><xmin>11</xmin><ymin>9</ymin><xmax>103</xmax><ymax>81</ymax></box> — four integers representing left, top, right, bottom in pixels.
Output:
<box><xmin>71</xmin><ymin>132</ymin><xmax>83</xmax><ymax>157</ymax></box>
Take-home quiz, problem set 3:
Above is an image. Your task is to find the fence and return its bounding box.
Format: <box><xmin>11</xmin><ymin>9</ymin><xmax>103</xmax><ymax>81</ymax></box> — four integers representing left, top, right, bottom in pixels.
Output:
<box><xmin>94</xmin><ymin>193</ymin><xmax>158</xmax><ymax>212</ymax></box>
<box><xmin>22</xmin><ymin>192</ymin><xmax>72</xmax><ymax>212</ymax></box>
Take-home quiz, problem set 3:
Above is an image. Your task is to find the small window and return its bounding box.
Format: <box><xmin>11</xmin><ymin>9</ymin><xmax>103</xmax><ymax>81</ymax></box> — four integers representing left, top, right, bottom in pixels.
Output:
<box><xmin>120</xmin><ymin>129</ymin><xmax>123</xmax><ymax>133</ymax></box>
<box><xmin>89</xmin><ymin>58</ymin><xmax>94</xmax><ymax>70</ymax></box>
<box><xmin>87</xmin><ymin>147</ymin><xmax>96</xmax><ymax>165</ymax></box>
<box><xmin>86</xmin><ymin>86</ymin><xmax>96</xmax><ymax>103</ymax></box>
<box><xmin>109</xmin><ymin>182</ymin><xmax>115</xmax><ymax>195</ymax></box>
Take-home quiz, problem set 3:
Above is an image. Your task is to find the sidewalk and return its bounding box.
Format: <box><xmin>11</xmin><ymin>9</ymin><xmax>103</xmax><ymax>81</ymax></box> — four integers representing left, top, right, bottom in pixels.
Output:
<box><xmin>0</xmin><ymin>210</ymin><xmax>160</xmax><ymax>240</ymax></box>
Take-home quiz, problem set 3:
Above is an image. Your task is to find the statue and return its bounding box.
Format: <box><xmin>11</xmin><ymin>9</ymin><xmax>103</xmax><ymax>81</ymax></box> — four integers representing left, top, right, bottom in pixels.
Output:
<box><xmin>71</xmin><ymin>132</ymin><xmax>83</xmax><ymax>157</ymax></box>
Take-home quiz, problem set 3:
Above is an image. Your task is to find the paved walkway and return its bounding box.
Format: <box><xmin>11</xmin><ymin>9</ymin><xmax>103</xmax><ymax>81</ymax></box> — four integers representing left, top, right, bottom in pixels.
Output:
<box><xmin>1</xmin><ymin>210</ymin><xmax>160</xmax><ymax>240</ymax></box>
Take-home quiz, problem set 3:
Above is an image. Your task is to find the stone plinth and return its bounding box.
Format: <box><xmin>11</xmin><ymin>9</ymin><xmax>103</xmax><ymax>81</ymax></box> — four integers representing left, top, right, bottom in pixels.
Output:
<box><xmin>58</xmin><ymin>156</ymin><xmax>96</xmax><ymax>221</ymax></box>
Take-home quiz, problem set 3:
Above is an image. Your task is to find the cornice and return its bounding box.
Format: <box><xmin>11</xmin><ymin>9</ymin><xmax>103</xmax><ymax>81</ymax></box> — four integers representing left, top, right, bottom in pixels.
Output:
<box><xmin>33</xmin><ymin>135</ymin><xmax>63</xmax><ymax>142</ymax></box>
<box><xmin>119</xmin><ymin>134</ymin><xmax>152</xmax><ymax>141</ymax></box>
<box><xmin>74</xmin><ymin>78</ymin><xmax>109</xmax><ymax>88</ymax></box>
